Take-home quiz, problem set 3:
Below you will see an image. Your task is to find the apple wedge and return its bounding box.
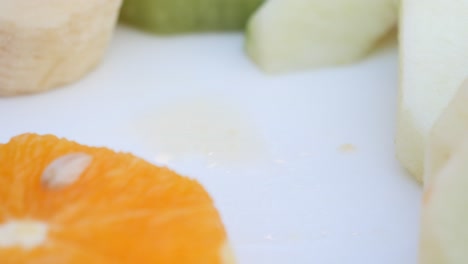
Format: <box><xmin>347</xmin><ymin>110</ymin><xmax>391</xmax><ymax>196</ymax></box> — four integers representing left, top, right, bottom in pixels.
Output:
<box><xmin>420</xmin><ymin>136</ymin><xmax>468</xmax><ymax>264</ymax></box>
<box><xmin>396</xmin><ymin>0</ymin><xmax>468</xmax><ymax>182</ymax></box>
<box><xmin>425</xmin><ymin>79</ymin><xmax>468</xmax><ymax>184</ymax></box>
<box><xmin>245</xmin><ymin>0</ymin><xmax>399</xmax><ymax>73</ymax></box>
<box><xmin>421</xmin><ymin>138</ymin><xmax>468</xmax><ymax>264</ymax></box>
<box><xmin>420</xmin><ymin>79</ymin><xmax>468</xmax><ymax>263</ymax></box>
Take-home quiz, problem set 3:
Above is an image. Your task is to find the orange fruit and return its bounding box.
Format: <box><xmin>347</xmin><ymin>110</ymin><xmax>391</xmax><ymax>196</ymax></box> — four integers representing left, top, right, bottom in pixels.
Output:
<box><xmin>0</xmin><ymin>133</ymin><xmax>234</xmax><ymax>264</ymax></box>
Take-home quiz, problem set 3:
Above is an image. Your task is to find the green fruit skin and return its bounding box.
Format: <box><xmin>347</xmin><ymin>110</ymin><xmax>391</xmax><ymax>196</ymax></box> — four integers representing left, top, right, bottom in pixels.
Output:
<box><xmin>120</xmin><ymin>0</ymin><xmax>264</xmax><ymax>34</ymax></box>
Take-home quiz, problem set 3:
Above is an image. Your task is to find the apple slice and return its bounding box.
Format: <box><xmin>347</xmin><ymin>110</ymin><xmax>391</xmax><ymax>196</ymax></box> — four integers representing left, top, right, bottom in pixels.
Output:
<box><xmin>420</xmin><ymin>79</ymin><xmax>468</xmax><ymax>263</ymax></box>
<box><xmin>245</xmin><ymin>0</ymin><xmax>399</xmax><ymax>73</ymax></box>
<box><xmin>396</xmin><ymin>0</ymin><xmax>468</xmax><ymax>182</ymax></box>
<box><xmin>425</xmin><ymin>79</ymin><xmax>468</xmax><ymax>184</ymax></box>
<box><xmin>420</xmin><ymin>136</ymin><xmax>468</xmax><ymax>264</ymax></box>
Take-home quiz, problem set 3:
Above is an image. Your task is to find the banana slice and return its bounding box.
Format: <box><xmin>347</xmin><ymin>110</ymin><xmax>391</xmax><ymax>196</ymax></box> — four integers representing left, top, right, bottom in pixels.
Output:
<box><xmin>0</xmin><ymin>0</ymin><xmax>123</xmax><ymax>96</ymax></box>
<box><xmin>120</xmin><ymin>0</ymin><xmax>264</xmax><ymax>34</ymax></box>
<box><xmin>245</xmin><ymin>0</ymin><xmax>399</xmax><ymax>73</ymax></box>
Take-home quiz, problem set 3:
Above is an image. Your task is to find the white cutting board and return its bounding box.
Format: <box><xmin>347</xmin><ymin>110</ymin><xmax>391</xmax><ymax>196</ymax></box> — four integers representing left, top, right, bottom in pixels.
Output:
<box><xmin>0</xmin><ymin>25</ymin><xmax>422</xmax><ymax>264</ymax></box>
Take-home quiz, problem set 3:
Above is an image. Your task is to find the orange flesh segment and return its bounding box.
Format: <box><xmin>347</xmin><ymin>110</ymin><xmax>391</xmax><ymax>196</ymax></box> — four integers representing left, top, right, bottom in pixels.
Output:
<box><xmin>0</xmin><ymin>133</ymin><xmax>231</xmax><ymax>264</ymax></box>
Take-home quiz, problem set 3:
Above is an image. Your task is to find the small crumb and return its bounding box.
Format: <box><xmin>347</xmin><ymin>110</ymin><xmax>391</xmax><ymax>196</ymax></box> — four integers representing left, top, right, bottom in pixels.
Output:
<box><xmin>339</xmin><ymin>144</ymin><xmax>357</xmax><ymax>153</ymax></box>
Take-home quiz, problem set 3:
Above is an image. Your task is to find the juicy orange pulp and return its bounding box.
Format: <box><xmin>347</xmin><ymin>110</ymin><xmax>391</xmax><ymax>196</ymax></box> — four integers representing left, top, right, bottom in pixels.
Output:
<box><xmin>0</xmin><ymin>133</ymin><xmax>234</xmax><ymax>264</ymax></box>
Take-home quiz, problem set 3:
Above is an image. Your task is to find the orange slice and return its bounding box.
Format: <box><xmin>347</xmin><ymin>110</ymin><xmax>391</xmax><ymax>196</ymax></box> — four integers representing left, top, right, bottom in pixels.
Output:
<box><xmin>0</xmin><ymin>133</ymin><xmax>234</xmax><ymax>264</ymax></box>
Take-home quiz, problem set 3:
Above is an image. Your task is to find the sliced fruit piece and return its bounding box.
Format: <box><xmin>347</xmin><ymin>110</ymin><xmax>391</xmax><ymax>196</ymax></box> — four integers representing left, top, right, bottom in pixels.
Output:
<box><xmin>425</xmin><ymin>79</ymin><xmax>468</xmax><ymax>184</ymax></box>
<box><xmin>420</xmin><ymin>137</ymin><xmax>468</xmax><ymax>264</ymax></box>
<box><xmin>0</xmin><ymin>0</ymin><xmax>123</xmax><ymax>96</ymax></box>
<box><xmin>245</xmin><ymin>0</ymin><xmax>399</xmax><ymax>73</ymax></box>
<box><xmin>396</xmin><ymin>0</ymin><xmax>468</xmax><ymax>182</ymax></box>
<box><xmin>119</xmin><ymin>0</ymin><xmax>264</xmax><ymax>34</ymax></box>
<box><xmin>0</xmin><ymin>133</ymin><xmax>234</xmax><ymax>264</ymax></box>
<box><xmin>421</xmin><ymin>78</ymin><xmax>468</xmax><ymax>263</ymax></box>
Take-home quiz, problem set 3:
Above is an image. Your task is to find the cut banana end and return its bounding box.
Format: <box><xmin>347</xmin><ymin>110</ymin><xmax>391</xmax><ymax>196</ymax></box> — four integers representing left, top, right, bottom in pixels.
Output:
<box><xmin>120</xmin><ymin>0</ymin><xmax>264</xmax><ymax>34</ymax></box>
<box><xmin>0</xmin><ymin>0</ymin><xmax>123</xmax><ymax>96</ymax></box>
<box><xmin>396</xmin><ymin>0</ymin><xmax>468</xmax><ymax>182</ymax></box>
<box><xmin>245</xmin><ymin>0</ymin><xmax>399</xmax><ymax>74</ymax></box>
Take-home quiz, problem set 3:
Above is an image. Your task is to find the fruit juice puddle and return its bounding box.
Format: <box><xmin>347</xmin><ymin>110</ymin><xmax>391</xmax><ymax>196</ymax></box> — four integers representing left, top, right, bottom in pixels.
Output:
<box><xmin>129</xmin><ymin>98</ymin><xmax>268</xmax><ymax>167</ymax></box>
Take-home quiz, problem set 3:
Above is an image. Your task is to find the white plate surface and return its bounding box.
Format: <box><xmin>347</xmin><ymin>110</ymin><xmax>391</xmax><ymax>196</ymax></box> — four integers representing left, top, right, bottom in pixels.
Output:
<box><xmin>0</xmin><ymin>26</ymin><xmax>421</xmax><ymax>264</ymax></box>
